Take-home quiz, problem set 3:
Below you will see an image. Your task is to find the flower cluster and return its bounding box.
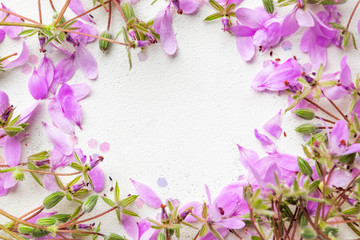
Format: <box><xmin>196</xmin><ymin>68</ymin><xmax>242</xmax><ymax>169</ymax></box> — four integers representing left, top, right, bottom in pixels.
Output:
<box><xmin>1</xmin><ymin>0</ymin><xmax>360</xmax><ymax>240</ymax></box>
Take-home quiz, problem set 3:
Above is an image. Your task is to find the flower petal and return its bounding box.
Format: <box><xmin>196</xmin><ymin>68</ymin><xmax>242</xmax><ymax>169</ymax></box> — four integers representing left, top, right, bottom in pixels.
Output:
<box><xmin>130</xmin><ymin>178</ymin><xmax>162</xmax><ymax>208</ymax></box>
<box><xmin>69</xmin><ymin>0</ymin><xmax>95</xmax><ymax>23</ymax></box>
<box><xmin>4</xmin><ymin>41</ymin><xmax>29</xmax><ymax>69</ymax></box>
<box><xmin>154</xmin><ymin>6</ymin><xmax>177</xmax><ymax>55</ymax></box>
<box><xmin>43</xmin><ymin>122</ymin><xmax>73</xmax><ymax>156</ymax></box>
<box><xmin>236</xmin><ymin>37</ymin><xmax>255</xmax><ymax>62</ymax></box>
<box><xmin>180</xmin><ymin>0</ymin><xmax>200</xmax><ymax>14</ymax></box>
<box><xmin>122</xmin><ymin>214</ymin><xmax>139</xmax><ymax>240</ymax></box>
<box><xmin>0</xmin><ymin>90</ymin><xmax>9</xmax><ymax>114</ymax></box>
<box><xmin>62</xmin><ymin>95</ymin><xmax>82</xmax><ymax>128</ymax></box>
<box><xmin>88</xmin><ymin>166</ymin><xmax>105</xmax><ymax>192</ymax></box>
<box><xmin>4</xmin><ymin>136</ymin><xmax>21</xmax><ymax>167</ymax></box>
<box><xmin>28</xmin><ymin>68</ymin><xmax>48</xmax><ymax>100</ymax></box>
<box><xmin>54</xmin><ymin>54</ymin><xmax>77</xmax><ymax>84</ymax></box>
<box><xmin>263</xmin><ymin>110</ymin><xmax>282</xmax><ymax>138</ymax></box>
<box><xmin>71</xmin><ymin>83</ymin><xmax>91</xmax><ymax>101</ymax></box>
<box><xmin>76</xmin><ymin>44</ymin><xmax>98</xmax><ymax>80</ymax></box>
<box><xmin>48</xmin><ymin>100</ymin><xmax>75</xmax><ymax>135</ymax></box>
<box><xmin>38</xmin><ymin>54</ymin><xmax>55</xmax><ymax>88</ymax></box>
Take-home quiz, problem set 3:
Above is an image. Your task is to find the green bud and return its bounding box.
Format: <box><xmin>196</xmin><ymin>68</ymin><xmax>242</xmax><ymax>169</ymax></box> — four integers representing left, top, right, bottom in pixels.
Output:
<box><xmin>301</xmin><ymin>227</ymin><xmax>316</xmax><ymax>239</ymax></box>
<box><xmin>343</xmin><ymin>207</ymin><xmax>360</xmax><ymax>215</ymax></box>
<box><xmin>323</xmin><ymin>226</ymin><xmax>339</xmax><ymax>237</ymax></box>
<box><xmin>12</xmin><ymin>167</ymin><xmax>25</xmax><ymax>181</ymax></box>
<box><xmin>52</xmin><ymin>214</ymin><xmax>71</xmax><ymax>223</ymax></box>
<box><xmin>295</xmin><ymin>123</ymin><xmax>318</xmax><ymax>135</ymax></box>
<box><xmin>262</xmin><ymin>0</ymin><xmax>274</xmax><ymax>14</ymax></box>
<box><xmin>308</xmin><ymin>179</ymin><xmax>321</xmax><ymax>194</ymax></box>
<box><xmin>104</xmin><ymin>233</ymin><xmax>127</xmax><ymax>240</ymax></box>
<box><xmin>299</xmin><ymin>213</ymin><xmax>308</xmax><ymax>227</ymax></box>
<box><xmin>83</xmin><ymin>195</ymin><xmax>99</xmax><ymax>213</ymax></box>
<box><xmin>298</xmin><ymin>157</ymin><xmax>313</xmax><ymax>176</ymax></box>
<box><xmin>4</xmin><ymin>125</ymin><xmax>25</xmax><ymax>137</ymax></box>
<box><xmin>18</xmin><ymin>224</ymin><xmax>35</xmax><ymax>234</ymax></box>
<box><xmin>157</xmin><ymin>232</ymin><xmax>166</xmax><ymax>240</ymax></box>
<box><xmin>120</xmin><ymin>1</ymin><xmax>135</xmax><ymax>21</ymax></box>
<box><xmin>294</xmin><ymin>108</ymin><xmax>315</xmax><ymax>120</ymax></box>
<box><xmin>36</xmin><ymin>217</ymin><xmax>56</xmax><ymax>226</ymax></box>
<box><xmin>99</xmin><ymin>31</ymin><xmax>112</xmax><ymax>52</ymax></box>
<box><xmin>31</xmin><ymin>229</ymin><xmax>50</xmax><ymax>238</ymax></box>
<box><xmin>43</xmin><ymin>191</ymin><xmax>65</xmax><ymax>209</ymax></box>
<box><xmin>53</xmin><ymin>13</ymin><xmax>66</xmax><ymax>25</ymax></box>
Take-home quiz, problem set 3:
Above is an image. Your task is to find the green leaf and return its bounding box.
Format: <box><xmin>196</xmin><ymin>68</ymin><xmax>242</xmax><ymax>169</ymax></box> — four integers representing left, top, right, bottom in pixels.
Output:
<box><xmin>204</xmin><ymin>13</ymin><xmax>223</xmax><ymax>21</ymax></box>
<box><xmin>262</xmin><ymin>0</ymin><xmax>274</xmax><ymax>14</ymax></box>
<box><xmin>101</xmin><ymin>196</ymin><xmax>116</xmax><ymax>207</ymax></box>
<box><xmin>199</xmin><ymin>224</ymin><xmax>209</xmax><ymax>237</ymax></box>
<box><xmin>344</xmin><ymin>31</ymin><xmax>350</xmax><ymax>47</ymax></box>
<box><xmin>114</xmin><ymin>181</ymin><xmax>120</xmax><ymax>202</ymax></box>
<box><xmin>208</xmin><ymin>224</ymin><xmax>224</xmax><ymax>240</ymax></box>
<box><xmin>30</xmin><ymin>172</ymin><xmax>44</xmax><ymax>187</ymax></box>
<box><xmin>329</xmin><ymin>22</ymin><xmax>345</xmax><ymax>30</ymax></box>
<box><xmin>209</xmin><ymin>0</ymin><xmax>225</xmax><ymax>12</ymax></box>
<box><xmin>121</xmin><ymin>209</ymin><xmax>139</xmax><ymax>217</ymax></box>
<box><xmin>66</xmin><ymin>175</ymin><xmax>81</xmax><ymax>189</ymax></box>
<box><xmin>119</xmin><ymin>195</ymin><xmax>138</xmax><ymax>207</ymax></box>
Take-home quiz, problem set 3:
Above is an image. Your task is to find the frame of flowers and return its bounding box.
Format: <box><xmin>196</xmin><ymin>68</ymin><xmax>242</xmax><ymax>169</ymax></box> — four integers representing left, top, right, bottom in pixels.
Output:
<box><xmin>1</xmin><ymin>0</ymin><xmax>360</xmax><ymax>239</ymax></box>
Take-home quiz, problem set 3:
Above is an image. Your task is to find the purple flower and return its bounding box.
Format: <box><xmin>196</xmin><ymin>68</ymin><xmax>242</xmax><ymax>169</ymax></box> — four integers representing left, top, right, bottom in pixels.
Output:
<box><xmin>69</xmin><ymin>0</ymin><xmax>95</xmax><ymax>23</ymax></box>
<box><xmin>0</xmin><ymin>4</ymin><xmax>22</xmax><ymax>39</ymax></box>
<box><xmin>251</xmin><ymin>58</ymin><xmax>302</xmax><ymax>92</ymax></box>
<box><xmin>231</xmin><ymin>7</ymin><xmax>282</xmax><ymax>61</ymax></box>
<box><xmin>328</xmin><ymin>120</ymin><xmax>360</xmax><ymax>157</ymax></box>
<box><xmin>154</xmin><ymin>5</ymin><xmax>177</xmax><ymax>55</ymax></box>
<box><xmin>3</xmin><ymin>42</ymin><xmax>29</xmax><ymax>69</ymax></box>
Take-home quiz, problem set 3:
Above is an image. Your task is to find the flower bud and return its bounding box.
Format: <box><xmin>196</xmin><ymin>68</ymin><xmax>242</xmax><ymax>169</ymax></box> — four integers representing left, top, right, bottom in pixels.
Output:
<box><xmin>135</xmin><ymin>40</ymin><xmax>151</xmax><ymax>48</ymax></box>
<box><xmin>39</xmin><ymin>33</ymin><xmax>46</xmax><ymax>52</ymax></box>
<box><xmin>301</xmin><ymin>228</ymin><xmax>316</xmax><ymax>239</ymax></box>
<box><xmin>129</xmin><ymin>29</ymin><xmax>137</xmax><ymax>40</ymax></box>
<box><xmin>99</xmin><ymin>31</ymin><xmax>112</xmax><ymax>52</ymax></box>
<box><xmin>71</xmin><ymin>182</ymin><xmax>86</xmax><ymax>193</ymax></box>
<box><xmin>83</xmin><ymin>195</ymin><xmax>99</xmax><ymax>213</ymax></box>
<box><xmin>104</xmin><ymin>233</ymin><xmax>127</xmax><ymax>240</ymax></box>
<box><xmin>18</xmin><ymin>224</ymin><xmax>35</xmax><ymax>234</ymax></box>
<box><xmin>298</xmin><ymin>157</ymin><xmax>313</xmax><ymax>176</ymax></box>
<box><xmin>36</xmin><ymin>217</ymin><xmax>56</xmax><ymax>226</ymax></box>
<box><xmin>4</xmin><ymin>125</ymin><xmax>25</xmax><ymax>137</ymax></box>
<box><xmin>0</xmin><ymin>106</ymin><xmax>13</xmax><ymax>126</ymax></box>
<box><xmin>31</xmin><ymin>229</ymin><xmax>49</xmax><ymax>238</ymax></box>
<box><xmin>12</xmin><ymin>167</ymin><xmax>24</xmax><ymax>181</ymax></box>
<box><xmin>221</xmin><ymin>16</ymin><xmax>230</xmax><ymax>31</ymax></box>
<box><xmin>262</xmin><ymin>0</ymin><xmax>274</xmax><ymax>14</ymax></box>
<box><xmin>52</xmin><ymin>214</ymin><xmax>71</xmax><ymax>223</ymax></box>
<box><xmin>120</xmin><ymin>1</ymin><xmax>135</xmax><ymax>21</ymax></box>
<box><xmin>157</xmin><ymin>232</ymin><xmax>166</xmax><ymax>240</ymax></box>
<box><xmin>295</xmin><ymin>123</ymin><xmax>318</xmax><ymax>135</ymax></box>
<box><xmin>43</xmin><ymin>191</ymin><xmax>65</xmax><ymax>209</ymax></box>
<box><xmin>294</xmin><ymin>108</ymin><xmax>315</xmax><ymax>120</ymax></box>
<box><xmin>179</xmin><ymin>209</ymin><xmax>192</xmax><ymax>220</ymax></box>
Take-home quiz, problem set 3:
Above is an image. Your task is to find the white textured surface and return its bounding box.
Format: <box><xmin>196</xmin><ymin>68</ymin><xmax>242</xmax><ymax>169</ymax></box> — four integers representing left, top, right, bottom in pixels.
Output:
<box><xmin>0</xmin><ymin>0</ymin><xmax>359</xmax><ymax>239</ymax></box>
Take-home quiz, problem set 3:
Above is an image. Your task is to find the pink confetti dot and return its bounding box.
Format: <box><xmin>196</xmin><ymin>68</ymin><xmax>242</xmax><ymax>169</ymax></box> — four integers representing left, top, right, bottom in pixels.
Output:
<box><xmin>28</xmin><ymin>54</ymin><xmax>38</xmax><ymax>66</ymax></box>
<box><xmin>100</xmin><ymin>142</ymin><xmax>110</xmax><ymax>153</ymax></box>
<box><xmin>88</xmin><ymin>138</ymin><xmax>98</xmax><ymax>149</ymax></box>
<box><xmin>21</xmin><ymin>64</ymin><xmax>32</xmax><ymax>74</ymax></box>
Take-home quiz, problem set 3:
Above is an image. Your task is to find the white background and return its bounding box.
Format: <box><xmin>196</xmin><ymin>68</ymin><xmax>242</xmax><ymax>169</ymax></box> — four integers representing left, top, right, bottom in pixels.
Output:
<box><xmin>0</xmin><ymin>0</ymin><xmax>359</xmax><ymax>239</ymax></box>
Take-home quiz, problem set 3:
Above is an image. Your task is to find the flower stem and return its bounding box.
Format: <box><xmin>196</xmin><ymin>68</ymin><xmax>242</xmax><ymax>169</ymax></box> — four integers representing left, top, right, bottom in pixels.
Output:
<box><xmin>0</xmin><ymin>9</ymin><xmax>39</xmax><ymax>24</ymax></box>
<box><xmin>38</xmin><ymin>0</ymin><xmax>43</xmax><ymax>24</ymax></box>
<box><xmin>19</xmin><ymin>205</ymin><xmax>43</xmax><ymax>219</ymax></box>
<box><xmin>20</xmin><ymin>168</ymin><xmax>82</xmax><ymax>176</ymax></box>
<box><xmin>112</xmin><ymin>0</ymin><xmax>127</xmax><ymax>22</ymax></box>
<box><xmin>54</xmin><ymin>0</ymin><xmax>71</xmax><ymax>26</ymax></box>
<box><xmin>107</xmin><ymin>1</ymin><xmax>112</xmax><ymax>31</ymax></box>
<box><xmin>49</xmin><ymin>0</ymin><xmax>56</xmax><ymax>11</ymax></box>
<box><xmin>304</xmin><ymin>98</ymin><xmax>340</xmax><ymax>121</ymax></box>
<box><xmin>0</xmin><ymin>224</ymin><xmax>22</xmax><ymax>240</ymax></box>
<box><xmin>0</xmin><ymin>209</ymin><xmax>46</xmax><ymax>230</ymax></box>
<box><xmin>346</xmin><ymin>0</ymin><xmax>360</xmax><ymax>31</ymax></box>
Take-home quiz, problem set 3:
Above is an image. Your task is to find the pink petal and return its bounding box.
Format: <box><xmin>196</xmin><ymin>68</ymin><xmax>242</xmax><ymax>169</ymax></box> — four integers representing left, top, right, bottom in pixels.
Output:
<box><xmin>0</xmin><ymin>90</ymin><xmax>9</xmax><ymax>114</ymax></box>
<box><xmin>43</xmin><ymin>122</ymin><xmax>73</xmax><ymax>156</ymax></box>
<box><xmin>121</xmin><ymin>214</ymin><xmax>139</xmax><ymax>240</ymax></box>
<box><xmin>154</xmin><ymin>6</ymin><xmax>177</xmax><ymax>55</ymax></box>
<box><xmin>217</xmin><ymin>218</ymin><xmax>245</xmax><ymax>229</ymax></box>
<box><xmin>88</xmin><ymin>166</ymin><xmax>105</xmax><ymax>192</ymax></box>
<box><xmin>62</xmin><ymin>95</ymin><xmax>82</xmax><ymax>128</ymax></box>
<box><xmin>76</xmin><ymin>44</ymin><xmax>98</xmax><ymax>80</ymax></box>
<box><xmin>329</xmin><ymin>120</ymin><xmax>348</xmax><ymax>154</ymax></box>
<box><xmin>180</xmin><ymin>0</ymin><xmax>200</xmax><ymax>14</ymax></box>
<box><xmin>200</xmin><ymin>228</ymin><xmax>229</xmax><ymax>240</ymax></box>
<box><xmin>70</xmin><ymin>83</ymin><xmax>91</xmax><ymax>101</ymax></box>
<box><xmin>70</xmin><ymin>21</ymin><xmax>98</xmax><ymax>44</ymax></box>
<box><xmin>44</xmin><ymin>175</ymin><xmax>60</xmax><ymax>192</ymax></box>
<box><xmin>344</xmin><ymin>143</ymin><xmax>360</xmax><ymax>155</ymax></box>
<box><xmin>57</xmin><ymin>83</ymin><xmax>74</xmax><ymax>105</ymax></box>
<box><xmin>130</xmin><ymin>179</ymin><xmax>162</xmax><ymax>208</ymax></box>
<box><xmin>54</xmin><ymin>54</ymin><xmax>77</xmax><ymax>83</ymax></box>
<box><xmin>254</xmin><ymin>129</ymin><xmax>277</xmax><ymax>153</ymax></box>
<box><xmin>18</xmin><ymin>102</ymin><xmax>39</xmax><ymax>124</ymax></box>
<box><xmin>263</xmin><ymin>110</ymin><xmax>282</xmax><ymax>138</ymax></box>
<box><xmin>236</xmin><ymin>37</ymin><xmax>255</xmax><ymax>62</ymax></box>
<box><xmin>4</xmin><ymin>136</ymin><xmax>21</xmax><ymax>167</ymax></box>
<box><xmin>296</xmin><ymin>9</ymin><xmax>314</xmax><ymax>27</ymax></box>
<box><xmin>235</xmin><ymin>7</ymin><xmax>263</xmax><ymax>28</ymax></box>
<box><xmin>38</xmin><ymin>54</ymin><xmax>55</xmax><ymax>88</ymax></box>
<box><xmin>69</xmin><ymin>0</ymin><xmax>95</xmax><ymax>24</ymax></box>
<box><xmin>0</xmin><ymin>29</ymin><xmax>5</xmax><ymax>43</ymax></box>
<box><xmin>3</xmin><ymin>172</ymin><xmax>16</xmax><ymax>189</ymax></box>
<box><xmin>281</xmin><ymin>11</ymin><xmax>299</xmax><ymax>37</ymax></box>
<box><xmin>48</xmin><ymin>100</ymin><xmax>75</xmax><ymax>135</ymax></box>
<box><xmin>28</xmin><ymin>68</ymin><xmax>48</xmax><ymax>100</ymax></box>
<box><xmin>327</xmin><ymin>170</ymin><xmax>352</xmax><ymax>187</ymax></box>
<box><xmin>237</xmin><ymin>145</ymin><xmax>261</xmax><ymax>169</ymax></box>
<box><xmin>2</xmin><ymin>4</ymin><xmax>22</xmax><ymax>38</ymax></box>
<box><xmin>4</xmin><ymin>42</ymin><xmax>29</xmax><ymax>68</ymax></box>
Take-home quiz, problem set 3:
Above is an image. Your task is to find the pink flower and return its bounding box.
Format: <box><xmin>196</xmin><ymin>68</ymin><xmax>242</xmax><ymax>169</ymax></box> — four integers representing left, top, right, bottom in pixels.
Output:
<box><xmin>154</xmin><ymin>5</ymin><xmax>177</xmax><ymax>55</ymax></box>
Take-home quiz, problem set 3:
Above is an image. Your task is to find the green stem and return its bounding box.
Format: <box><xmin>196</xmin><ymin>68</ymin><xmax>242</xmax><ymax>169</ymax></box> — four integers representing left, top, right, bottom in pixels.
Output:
<box><xmin>0</xmin><ymin>224</ymin><xmax>22</xmax><ymax>240</ymax></box>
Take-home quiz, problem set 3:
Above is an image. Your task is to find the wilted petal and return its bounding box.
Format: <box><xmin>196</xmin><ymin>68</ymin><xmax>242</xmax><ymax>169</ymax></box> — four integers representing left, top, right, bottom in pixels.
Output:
<box><xmin>4</xmin><ymin>136</ymin><xmax>21</xmax><ymax>167</ymax></box>
<box><xmin>130</xmin><ymin>178</ymin><xmax>162</xmax><ymax>208</ymax></box>
<box><xmin>71</xmin><ymin>84</ymin><xmax>91</xmax><ymax>101</ymax></box>
<box><xmin>28</xmin><ymin>68</ymin><xmax>48</xmax><ymax>100</ymax></box>
<box><xmin>154</xmin><ymin>6</ymin><xmax>177</xmax><ymax>55</ymax></box>
<box><xmin>254</xmin><ymin>129</ymin><xmax>277</xmax><ymax>153</ymax></box>
<box><xmin>179</xmin><ymin>0</ymin><xmax>200</xmax><ymax>14</ymax></box>
<box><xmin>4</xmin><ymin>41</ymin><xmax>29</xmax><ymax>69</ymax></box>
<box><xmin>62</xmin><ymin>95</ymin><xmax>82</xmax><ymax>128</ymax></box>
<box><xmin>122</xmin><ymin>214</ymin><xmax>139</xmax><ymax>240</ymax></box>
<box><xmin>88</xmin><ymin>166</ymin><xmax>105</xmax><ymax>192</ymax></box>
<box><xmin>236</xmin><ymin>37</ymin><xmax>255</xmax><ymax>62</ymax></box>
<box><xmin>44</xmin><ymin>175</ymin><xmax>60</xmax><ymax>192</ymax></box>
<box><xmin>38</xmin><ymin>54</ymin><xmax>55</xmax><ymax>88</ymax></box>
<box><xmin>43</xmin><ymin>122</ymin><xmax>73</xmax><ymax>156</ymax></box>
<box><xmin>69</xmin><ymin>0</ymin><xmax>95</xmax><ymax>23</ymax></box>
<box><xmin>48</xmin><ymin>100</ymin><xmax>75</xmax><ymax>135</ymax></box>
<box><xmin>0</xmin><ymin>90</ymin><xmax>9</xmax><ymax>114</ymax></box>
<box><xmin>263</xmin><ymin>110</ymin><xmax>282</xmax><ymax>138</ymax></box>
<box><xmin>76</xmin><ymin>44</ymin><xmax>98</xmax><ymax>80</ymax></box>
<box><xmin>54</xmin><ymin>54</ymin><xmax>77</xmax><ymax>83</ymax></box>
